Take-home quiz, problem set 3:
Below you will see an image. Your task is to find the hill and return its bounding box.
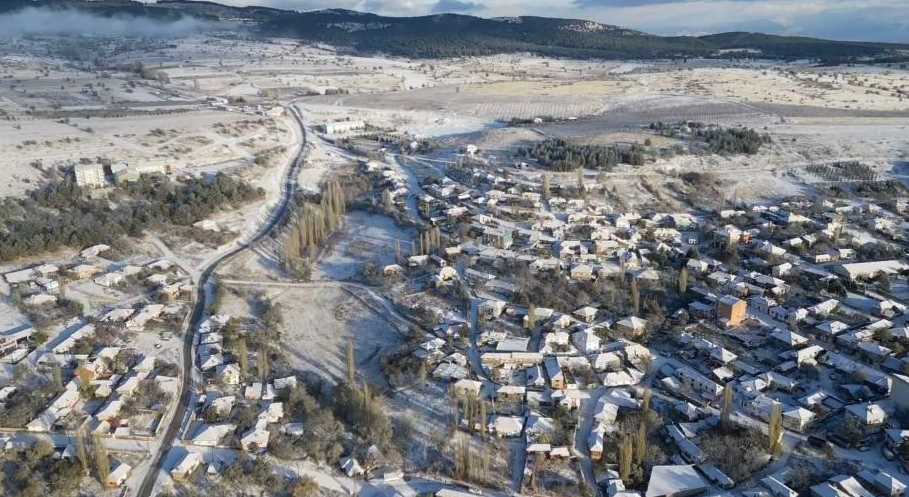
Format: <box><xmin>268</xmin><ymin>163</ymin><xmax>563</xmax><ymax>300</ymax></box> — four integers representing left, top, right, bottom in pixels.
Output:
<box><xmin>7</xmin><ymin>0</ymin><xmax>909</xmax><ymax>61</ymax></box>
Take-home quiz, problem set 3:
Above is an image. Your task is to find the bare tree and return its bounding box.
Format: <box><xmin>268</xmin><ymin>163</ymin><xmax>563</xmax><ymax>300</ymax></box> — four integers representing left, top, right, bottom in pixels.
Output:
<box><xmin>346</xmin><ymin>338</ymin><xmax>356</xmax><ymax>385</ymax></box>
<box><xmin>678</xmin><ymin>267</ymin><xmax>689</xmax><ymax>294</ymax></box>
<box><xmin>633</xmin><ymin>421</ymin><xmax>647</xmax><ymax>466</ymax></box>
<box><xmin>630</xmin><ymin>278</ymin><xmax>641</xmax><ymax>316</ymax></box>
<box><xmin>619</xmin><ymin>433</ymin><xmax>633</xmax><ymax>481</ymax></box>
<box><xmin>258</xmin><ymin>346</ymin><xmax>270</xmax><ymax>382</ymax></box>
<box><xmin>76</xmin><ymin>425</ymin><xmax>91</xmax><ymax>476</ymax></box>
<box><xmin>237</xmin><ymin>337</ymin><xmax>249</xmax><ymax>379</ymax></box>
<box><xmin>721</xmin><ymin>383</ymin><xmax>734</xmax><ymax>430</ymax></box>
<box><xmin>768</xmin><ymin>401</ymin><xmax>783</xmax><ymax>456</ymax></box>
<box><xmin>92</xmin><ymin>434</ymin><xmax>110</xmax><ymax>483</ymax></box>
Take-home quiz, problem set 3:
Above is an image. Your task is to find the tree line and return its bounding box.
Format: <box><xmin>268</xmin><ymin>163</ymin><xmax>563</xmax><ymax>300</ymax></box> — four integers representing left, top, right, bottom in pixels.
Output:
<box><xmin>282</xmin><ymin>180</ymin><xmax>348</xmax><ymax>280</ymax></box>
<box><xmin>649</xmin><ymin>121</ymin><xmax>770</xmax><ymax>156</ymax></box>
<box><xmin>697</xmin><ymin>126</ymin><xmax>771</xmax><ymax>155</ymax></box>
<box><xmin>0</xmin><ymin>173</ymin><xmax>264</xmax><ymax>261</ymax></box>
<box><xmin>517</xmin><ymin>138</ymin><xmax>646</xmax><ymax>171</ymax></box>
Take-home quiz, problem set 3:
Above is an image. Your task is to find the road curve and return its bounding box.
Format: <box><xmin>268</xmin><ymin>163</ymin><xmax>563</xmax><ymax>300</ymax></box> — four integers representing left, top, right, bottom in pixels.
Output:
<box><xmin>135</xmin><ymin>104</ymin><xmax>306</xmax><ymax>497</ymax></box>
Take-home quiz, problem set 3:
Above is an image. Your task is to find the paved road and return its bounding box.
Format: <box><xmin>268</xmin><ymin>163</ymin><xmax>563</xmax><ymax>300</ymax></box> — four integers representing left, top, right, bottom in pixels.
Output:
<box><xmin>135</xmin><ymin>104</ymin><xmax>307</xmax><ymax>497</ymax></box>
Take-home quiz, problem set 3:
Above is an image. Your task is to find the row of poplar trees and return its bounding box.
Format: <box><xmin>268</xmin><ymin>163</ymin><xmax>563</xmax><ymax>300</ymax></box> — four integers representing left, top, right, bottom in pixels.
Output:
<box><xmin>283</xmin><ymin>180</ymin><xmax>347</xmax><ymax>277</ymax></box>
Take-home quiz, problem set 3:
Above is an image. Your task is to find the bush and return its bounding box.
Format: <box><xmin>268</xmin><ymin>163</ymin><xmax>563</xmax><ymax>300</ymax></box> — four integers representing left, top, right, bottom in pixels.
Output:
<box><xmin>699</xmin><ymin>426</ymin><xmax>768</xmax><ymax>481</ymax></box>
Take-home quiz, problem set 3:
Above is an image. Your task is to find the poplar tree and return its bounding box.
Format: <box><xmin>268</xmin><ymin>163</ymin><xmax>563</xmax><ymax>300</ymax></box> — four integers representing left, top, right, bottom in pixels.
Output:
<box><xmin>346</xmin><ymin>338</ymin><xmax>356</xmax><ymax>385</ymax></box>
<box><xmin>768</xmin><ymin>401</ymin><xmax>783</xmax><ymax>456</ymax></box>
<box><xmin>237</xmin><ymin>337</ymin><xmax>248</xmax><ymax>379</ymax></box>
<box><xmin>92</xmin><ymin>434</ymin><xmax>110</xmax><ymax>483</ymax></box>
<box><xmin>619</xmin><ymin>434</ymin><xmax>633</xmax><ymax>481</ymax></box>
<box><xmin>76</xmin><ymin>425</ymin><xmax>91</xmax><ymax>476</ymax></box>
<box><xmin>631</xmin><ymin>278</ymin><xmax>641</xmax><ymax>316</ymax></box>
<box><xmin>721</xmin><ymin>383</ymin><xmax>734</xmax><ymax>430</ymax></box>
<box><xmin>634</xmin><ymin>421</ymin><xmax>647</xmax><ymax>466</ymax></box>
<box><xmin>258</xmin><ymin>346</ymin><xmax>270</xmax><ymax>382</ymax></box>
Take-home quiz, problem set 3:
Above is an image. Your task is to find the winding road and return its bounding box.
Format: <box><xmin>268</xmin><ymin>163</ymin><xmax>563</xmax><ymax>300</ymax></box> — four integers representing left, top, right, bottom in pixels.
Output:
<box><xmin>135</xmin><ymin>104</ymin><xmax>307</xmax><ymax>497</ymax></box>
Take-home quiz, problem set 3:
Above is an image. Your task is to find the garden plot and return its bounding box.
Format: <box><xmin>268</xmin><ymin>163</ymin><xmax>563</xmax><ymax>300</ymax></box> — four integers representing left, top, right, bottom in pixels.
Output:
<box><xmin>273</xmin><ymin>286</ymin><xmax>403</xmax><ymax>385</ymax></box>
<box><xmin>387</xmin><ymin>382</ymin><xmax>456</xmax><ymax>470</ymax></box>
<box><xmin>219</xmin><ymin>285</ymin><xmax>403</xmax><ymax>385</ymax></box>
<box><xmin>312</xmin><ymin>211</ymin><xmax>417</xmax><ymax>282</ymax></box>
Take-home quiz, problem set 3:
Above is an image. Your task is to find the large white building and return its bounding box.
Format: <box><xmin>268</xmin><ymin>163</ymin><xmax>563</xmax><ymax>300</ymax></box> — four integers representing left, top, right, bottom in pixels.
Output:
<box><xmin>73</xmin><ymin>163</ymin><xmax>106</xmax><ymax>188</ymax></box>
<box><xmin>321</xmin><ymin>120</ymin><xmax>366</xmax><ymax>135</ymax></box>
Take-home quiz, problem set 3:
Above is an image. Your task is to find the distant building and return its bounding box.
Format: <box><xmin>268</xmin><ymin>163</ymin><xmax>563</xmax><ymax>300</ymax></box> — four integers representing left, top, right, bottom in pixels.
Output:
<box><xmin>320</xmin><ymin>120</ymin><xmax>366</xmax><ymax>135</ymax></box>
<box><xmin>837</xmin><ymin>260</ymin><xmax>909</xmax><ymax>281</ymax></box>
<box><xmin>0</xmin><ymin>327</ymin><xmax>33</xmax><ymax>357</ymax></box>
<box><xmin>545</xmin><ymin>357</ymin><xmax>565</xmax><ymax>390</ymax></box>
<box><xmin>105</xmin><ymin>462</ymin><xmax>132</xmax><ymax>488</ymax></box>
<box><xmin>645</xmin><ymin>465</ymin><xmax>709</xmax><ymax>497</ymax></box>
<box><xmin>171</xmin><ymin>451</ymin><xmax>203</xmax><ymax>481</ymax></box>
<box><xmin>717</xmin><ymin>295</ymin><xmax>747</xmax><ymax>327</ymax></box>
<box><xmin>73</xmin><ymin>163</ymin><xmax>105</xmax><ymax>188</ymax></box>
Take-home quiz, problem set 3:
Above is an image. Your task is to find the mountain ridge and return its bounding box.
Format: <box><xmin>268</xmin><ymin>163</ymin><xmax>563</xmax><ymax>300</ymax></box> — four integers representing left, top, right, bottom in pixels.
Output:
<box><xmin>4</xmin><ymin>0</ymin><xmax>908</xmax><ymax>61</ymax></box>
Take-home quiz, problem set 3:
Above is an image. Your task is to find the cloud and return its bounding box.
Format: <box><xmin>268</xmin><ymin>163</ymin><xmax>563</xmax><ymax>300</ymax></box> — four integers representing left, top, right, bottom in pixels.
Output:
<box><xmin>431</xmin><ymin>0</ymin><xmax>484</xmax><ymax>13</ymax></box>
<box><xmin>572</xmin><ymin>0</ymin><xmax>763</xmax><ymax>6</ymax></box>
<box><xmin>572</xmin><ymin>0</ymin><xmax>909</xmax><ymax>42</ymax></box>
<box><xmin>0</xmin><ymin>6</ymin><xmax>213</xmax><ymax>37</ymax></box>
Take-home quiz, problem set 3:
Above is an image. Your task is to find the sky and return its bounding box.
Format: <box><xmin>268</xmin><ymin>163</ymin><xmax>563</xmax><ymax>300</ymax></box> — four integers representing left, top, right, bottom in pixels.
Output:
<box><xmin>211</xmin><ymin>0</ymin><xmax>909</xmax><ymax>42</ymax></box>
